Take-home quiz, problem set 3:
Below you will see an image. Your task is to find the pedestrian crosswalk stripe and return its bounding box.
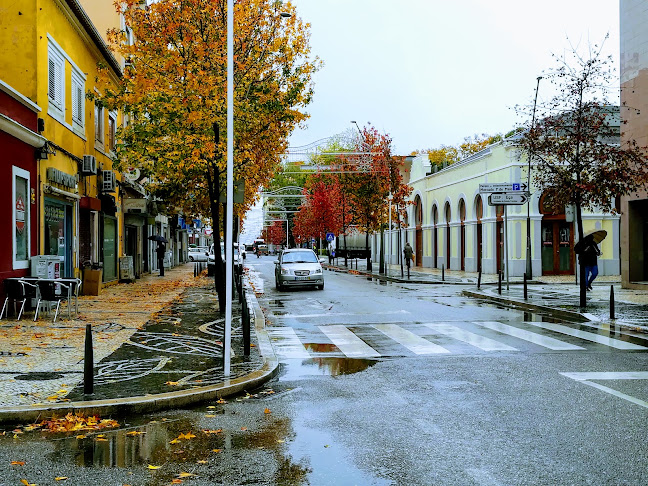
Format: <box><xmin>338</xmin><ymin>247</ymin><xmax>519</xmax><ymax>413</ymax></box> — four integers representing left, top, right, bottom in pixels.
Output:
<box><xmin>373</xmin><ymin>324</ymin><xmax>450</xmax><ymax>354</ymax></box>
<box><xmin>318</xmin><ymin>325</ymin><xmax>381</xmax><ymax>358</ymax></box>
<box><xmin>526</xmin><ymin>322</ymin><xmax>648</xmax><ymax>350</ymax></box>
<box><xmin>476</xmin><ymin>321</ymin><xmax>585</xmax><ymax>350</ymax></box>
<box><xmin>269</xmin><ymin>328</ymin><xmax>310</xmax><ymax>358</ymax></box>
<box><xmin>425</xmin><ymin>323</ymin><xmax>519</xmax><ymax>351</ymax></box>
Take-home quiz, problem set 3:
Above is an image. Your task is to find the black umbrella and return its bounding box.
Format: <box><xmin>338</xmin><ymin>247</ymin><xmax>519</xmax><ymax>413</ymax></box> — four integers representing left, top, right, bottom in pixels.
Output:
<box><xmin>148</xmin><ymin>235</ymin><xmax>168</xmax><ymax>243</ymax></box>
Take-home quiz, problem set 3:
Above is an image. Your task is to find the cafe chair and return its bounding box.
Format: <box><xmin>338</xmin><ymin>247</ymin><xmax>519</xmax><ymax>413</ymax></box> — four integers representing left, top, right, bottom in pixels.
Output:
<box><xmin>65</xmin><ymin>278</ymin><xmax>82</xmax><ymax>314</ymax></box>
<box><xmin>1</xmin><ymin>279</ymin><xmax>37</xmax><ymax>321</ymax></box>
<box><xmin>34</xmin><ymin>280</ymin><xmax>72</xmax><ymax>322</ymax></box>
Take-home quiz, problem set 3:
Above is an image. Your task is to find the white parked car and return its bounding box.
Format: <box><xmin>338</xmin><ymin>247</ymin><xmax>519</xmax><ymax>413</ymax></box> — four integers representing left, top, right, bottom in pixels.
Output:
<box><xmin>188</xmin><ymin>246</ymin><xmax>209</xmax><ymax>262</ymax></box>
<box><xmin>207</xmin><ymin>242</ymin><xmax>243</xmax><ymax>275</ymax></box>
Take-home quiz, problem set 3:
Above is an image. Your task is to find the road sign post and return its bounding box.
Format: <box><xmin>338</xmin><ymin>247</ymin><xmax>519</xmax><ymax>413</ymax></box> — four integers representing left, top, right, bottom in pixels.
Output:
<box><xmin>479</xmin><ymin>182</ymin><xmax>527</xmax><ymax>194</ymax></box>
<box><xmin>488</xmin><ymin>193</ymin><xmax>529</xmax><ymax>205</ymax></box>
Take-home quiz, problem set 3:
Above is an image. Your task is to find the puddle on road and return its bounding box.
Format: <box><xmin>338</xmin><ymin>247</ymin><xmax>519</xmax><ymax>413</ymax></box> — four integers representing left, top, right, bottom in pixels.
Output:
<box><xmin>4</xmin><ymin>407</ymin><xmax>310</xmax><ymax>486</ymax></box>
<box><xmin>279</xmin><ymin>357</ymin><xmax>377</xmax><ymax>380</ymax></box>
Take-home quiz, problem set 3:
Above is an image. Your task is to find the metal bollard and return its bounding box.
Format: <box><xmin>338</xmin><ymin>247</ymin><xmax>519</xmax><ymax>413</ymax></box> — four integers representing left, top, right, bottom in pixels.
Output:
<box><xmin>84</xmin><ymin>324</ymin><xmax>93</xmax><ymax>395</ymax></box>
<box><xmin>442</xmin><ymin>264</ymin><xmax>445</xmax><ymax>282</ymax></box>
<box><xmin>610</xmin><ymin>285</ymin><xmax>615</xmax><ymax>320</ymax></box>
<box><xmin>242</xmin><ymin>291</ymin><xmax>250</xmax><ymax>356</ymax></box>
<box><xmin>524</xmin><ymin>273</ymin><xmax>528</xmax><ymax>300</ymax></box>
<box><xmin>498</xmin><ymin>272</ymin><xmax>502</xmax><ymax>295</ymax></box>
<box><xmin>477</xmin><ymin>270</ymin><xmax>481</xmax><ymax>290</ymax></box>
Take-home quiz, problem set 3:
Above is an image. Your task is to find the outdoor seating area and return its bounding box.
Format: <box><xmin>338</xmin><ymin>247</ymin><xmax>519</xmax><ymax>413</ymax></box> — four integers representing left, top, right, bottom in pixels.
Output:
<box><xmin>0</xmin><ymin>277</ymin><xmax>82</xmax><ymax>322</ymax></box>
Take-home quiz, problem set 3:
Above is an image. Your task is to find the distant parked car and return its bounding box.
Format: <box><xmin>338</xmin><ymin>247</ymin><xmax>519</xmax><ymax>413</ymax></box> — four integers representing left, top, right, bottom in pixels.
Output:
<box><xmin>207</xmin><ymin>242</ymin><xmax>243</xmax><ymax>275</ymax></box>
<box><xmin>188</xmin><ymin>246</ymin><xmax>209</xmax><ymax>262</ymax></box>
<box><xmin>274</xmin><ymin>248</ymin><xmax>324</xmax><ymax>291</ymax></box>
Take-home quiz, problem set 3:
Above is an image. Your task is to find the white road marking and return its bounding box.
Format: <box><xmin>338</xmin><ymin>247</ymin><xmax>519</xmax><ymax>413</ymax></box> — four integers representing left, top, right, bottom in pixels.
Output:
<box><xmin>278</xmin><ymin>310</ymin><xmax>410</xmax><ymax>319</ymax></box>
<box><xmin>526</xmin><ymin>322</ymin><xmax>648</xmax><ymax>350</ymax></box>
<box><xmin>268</xmin><ymin>328</ymin><xmax>310</xmax><ymax>358</ymax></box>
<box><xmin>476</xmin><ymin>321</ymin><xmax>585</xmax><ymax>350</ymax></box>
<box><xmin>373</xmin><ymin>324</ymin><xmax>450</xmax><ymax>354</ymax></box>
<box><xmin>318</xmin><ymin>325</ymin><xmax>380</xmax><ymax>358</ymax></box>
<box><xmin>425</xmin><ymin>323</ymin><xmax>518</xmax><ymax>351</ymax></box>
<box><xmin>560</xmin><ymin>372</ymin><xmax>648</xmax><ymax>409</ymax></box>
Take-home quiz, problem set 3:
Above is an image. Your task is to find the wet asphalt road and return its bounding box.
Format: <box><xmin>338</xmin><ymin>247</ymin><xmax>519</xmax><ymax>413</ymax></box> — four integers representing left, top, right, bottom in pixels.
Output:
<box><xmin>1</xmin><ymin>255</ymin><xmax>647</xmax><ymax>485</ymax></box>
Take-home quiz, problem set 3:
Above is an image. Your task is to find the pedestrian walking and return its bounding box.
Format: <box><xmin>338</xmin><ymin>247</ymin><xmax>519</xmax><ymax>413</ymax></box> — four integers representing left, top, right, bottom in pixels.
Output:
<box><xmin>403</xmin><ymin>242</ymin><xmax>413</xmax><ymax>279</ymax></box>
<box><xmin>156</xmin><ymin>241</ymin><xmax>166</xmax><ymax>276</ymax></box>
<box><xmin>576</xmin><ymin>235</ymin><xmax>601</xmax><ymax>291</ymax></box>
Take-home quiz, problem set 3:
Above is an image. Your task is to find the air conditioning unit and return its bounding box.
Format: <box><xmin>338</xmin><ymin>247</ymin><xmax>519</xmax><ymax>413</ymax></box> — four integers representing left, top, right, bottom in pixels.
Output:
<box><xmin>81</xmin><ymin>155</ymin><xmax>97</xmax><ymax>175</ymax></box>
<box><xmin>102</xmin><ymin>170</ymin><xmax>116</xmax><ymax>192</ymax></box>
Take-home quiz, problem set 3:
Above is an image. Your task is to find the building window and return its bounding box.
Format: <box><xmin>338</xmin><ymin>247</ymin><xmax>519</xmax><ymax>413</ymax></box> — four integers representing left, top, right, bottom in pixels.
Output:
<box><xmin>47</xmin><ymin>41</ymin><xmax>65</xmax><ymax>120</ymax></box>
<box><xmin>95</xmin><ymin>102</ymin><xmax>104</xmax><ymax>146</ymax></box>
<box><xmin>13</xmin><ymin>167</ymin><xmax>30</xmax><ymax>269</ymax></box>
<box><xmin>71</xmin><ymin>68</ymin><xmax>86</xmax><ymax>132</ymax></box>
<box><xmin>108</xmin><ymin>112</ymin><xmax>116</xmax><ymax>151</ymax></box>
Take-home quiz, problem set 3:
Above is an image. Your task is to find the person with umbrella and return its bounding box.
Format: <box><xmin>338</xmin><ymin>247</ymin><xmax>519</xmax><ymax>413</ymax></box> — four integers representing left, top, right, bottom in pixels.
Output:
<box><xmin>575</xmin><ymin>230</ymin><xmax>606</xmax><ymax>291</ymax></box>
<box><xmin>149</xmin><ymin>235</ymin><xmax>168</xmax><ymax>276</ymax></box>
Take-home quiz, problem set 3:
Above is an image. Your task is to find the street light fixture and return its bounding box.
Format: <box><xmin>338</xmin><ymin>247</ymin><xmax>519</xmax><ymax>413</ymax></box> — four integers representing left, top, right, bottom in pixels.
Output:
<box><xmin>525</xmin><ymin>75</ymin><xmax>542</xmax><ymax>281</ymax></box>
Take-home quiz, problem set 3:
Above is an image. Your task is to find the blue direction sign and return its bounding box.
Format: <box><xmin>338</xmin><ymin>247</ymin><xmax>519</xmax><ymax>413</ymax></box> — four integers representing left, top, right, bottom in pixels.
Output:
<box><xmin>326</xmin><ymin>232</ymin><xmax>335</xmax><ymax>242</ymax></box>
<box><xmin>479</xmin><ymin>182</ymin><xmax>527</xmax><ymax>193</ymax></box>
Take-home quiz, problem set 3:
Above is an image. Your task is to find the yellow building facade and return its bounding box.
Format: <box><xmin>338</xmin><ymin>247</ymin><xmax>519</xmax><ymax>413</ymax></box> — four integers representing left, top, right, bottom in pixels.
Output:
<box><xmin>1</xmin><ymin>0</ymin><xmax>124</xmax><ymax>281</ymax></box>
<box><xmin>380</xmin><ymin>140</ymin><xmax>620</xmax><ymax>278</ymax></box>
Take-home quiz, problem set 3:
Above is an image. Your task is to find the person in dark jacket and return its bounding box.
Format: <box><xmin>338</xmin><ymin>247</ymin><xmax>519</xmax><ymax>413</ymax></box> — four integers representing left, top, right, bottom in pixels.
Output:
<box><xmin>403</xmin><ymin>242</ymin><xmax>414</xmax><ymax>267</ymax></box>
<box><xmin>579</xmin><ymin>236</ymin><xmax>601</xmax><ymax>291</ymax></box>
<box><xmin>156</xmin><ymin>241</ymin><xmax>166</xmax><ymax>276</ymax></box>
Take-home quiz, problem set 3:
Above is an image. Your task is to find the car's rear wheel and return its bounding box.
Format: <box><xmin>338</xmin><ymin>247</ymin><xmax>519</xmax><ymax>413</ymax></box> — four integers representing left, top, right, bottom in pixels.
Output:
<box><xmin>189</xmin><ymin>256</ymin><xmax>195</xmax><ymax>262</ymax></box>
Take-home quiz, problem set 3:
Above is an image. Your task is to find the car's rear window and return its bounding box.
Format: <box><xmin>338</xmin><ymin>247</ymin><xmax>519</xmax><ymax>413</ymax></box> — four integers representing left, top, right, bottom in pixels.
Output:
<box><xmin>282</xmin><ymin>251</ymin><xmax>318</xmax><ymax>263</ymax></box>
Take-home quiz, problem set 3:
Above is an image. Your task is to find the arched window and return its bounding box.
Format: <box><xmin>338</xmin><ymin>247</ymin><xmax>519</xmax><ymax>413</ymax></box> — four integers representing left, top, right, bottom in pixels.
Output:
<box><xmin>475</xmin><ymin>195</ymin><xmax>483</xmax><ymax>222</ymax></box>
<box><xmin>415</xmin><ymin>196</ymin><xmax>423</xmax><ymax>227</ymax></box>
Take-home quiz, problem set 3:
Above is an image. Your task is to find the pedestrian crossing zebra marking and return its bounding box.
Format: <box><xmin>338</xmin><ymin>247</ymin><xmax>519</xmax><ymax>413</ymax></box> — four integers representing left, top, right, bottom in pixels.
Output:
<box><xmin>318</xmin><ymin>325</ymin><xmax>381</xmax><ymax>358</ymax></box>
<box><xmin>425</xmin><ymin>323</ymin><xmax>518</xmax><ymax>351</ymax></box>
<box><xmin>560</xmin><ymin>372</ymin><xmax>648</xmax><ymax>409</ymax></box>
<box><xmin>266</xmin><ymin>321</ymin><xmax>648</xmax><ymax>359</ymax></box>
<box><xmin>526</xmin><ymin>322</ymin><xmax>647</xmax><ymax>350</ymax></box>
<box><xmin>477</xmin><ymin>321</ymin><xmax>585</xmax><ymax>350</ymax></box>
<box><xmin>373</xmin><ymin>324</ymin><xmax>450</xmax><ymax>354</ymax></box>
<box><xmin>269</xmin><ymin>328</ymin><xmax>311</xmax><ymax>359</ymax></box>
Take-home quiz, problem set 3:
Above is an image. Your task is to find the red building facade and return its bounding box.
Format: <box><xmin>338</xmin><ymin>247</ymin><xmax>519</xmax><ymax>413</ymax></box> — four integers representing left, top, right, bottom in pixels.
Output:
<box><xmin>0</xmin><ymin>81</ymin><xmax>45</xmax><ymax>285</ymax></box>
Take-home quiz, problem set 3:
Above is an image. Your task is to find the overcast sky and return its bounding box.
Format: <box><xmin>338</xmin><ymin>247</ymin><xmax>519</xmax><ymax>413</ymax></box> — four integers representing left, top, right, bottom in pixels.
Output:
<box><xmin>286</xmin><ymin>0</ymin><xmax>620</xmax><ymax>155</ymax></box>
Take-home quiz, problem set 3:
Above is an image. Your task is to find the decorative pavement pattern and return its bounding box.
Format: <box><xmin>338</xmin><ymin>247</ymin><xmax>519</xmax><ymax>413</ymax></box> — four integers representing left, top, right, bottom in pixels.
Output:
<box><xmin>0</xmin><ymin>283</ymin><xmax>261</xmax><ymax>406</ymax></box>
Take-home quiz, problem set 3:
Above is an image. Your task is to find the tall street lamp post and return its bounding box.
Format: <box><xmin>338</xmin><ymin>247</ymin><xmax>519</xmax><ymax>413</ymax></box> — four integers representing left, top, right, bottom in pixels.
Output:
<box><xmin>225</xmin><ymin>1</ymin><xmax>290</xmax><ymax>376</ymax></box>
<box><xmin>525</xmin><ymin>76</ymin><xmax>542</xmax><ymax>281</ymax></box>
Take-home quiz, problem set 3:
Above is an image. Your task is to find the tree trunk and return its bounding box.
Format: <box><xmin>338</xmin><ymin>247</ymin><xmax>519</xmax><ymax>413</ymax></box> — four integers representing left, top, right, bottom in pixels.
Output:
<box><xmin>208</xmin><ymin>123</ymin><xmax>225</xmax><ymax>312</ymax></box>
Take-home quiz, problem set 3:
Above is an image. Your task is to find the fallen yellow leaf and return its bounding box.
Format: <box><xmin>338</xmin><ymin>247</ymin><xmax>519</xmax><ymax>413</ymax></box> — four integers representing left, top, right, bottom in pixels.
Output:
<box><xmin>264</xmin><ymin>408</ymin><xmax>271</xmax><ymax>414</ymax></box>
<box><xmin>147</xmin><ymin>464</ymin><xmax>161</xmax><ymax>470</ymax></box>
<box><xmin>177</xmin><ymin>472</ymin><xmax>196</xmax><ymax>478</ymax></box>
<box><xmin>55</xmin><ymin>477</ymin><xmax>68</xmax><ymax>481</ymax></box>
<box><xmin>11</xmin><ymin>461</ymin><xmax>26</xmax><ymax>466</ymax></box>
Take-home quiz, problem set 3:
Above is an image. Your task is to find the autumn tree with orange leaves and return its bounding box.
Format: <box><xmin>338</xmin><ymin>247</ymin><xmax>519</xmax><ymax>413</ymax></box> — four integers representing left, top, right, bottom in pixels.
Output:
<box><xmin>292</xmin><ymin>178</ymin><xmax>345</xmax><ymax>248</ymax></box>
<box><xmin>264</xmin><ymin>220</ymin><xmax>287</xmax><ymax>247</ymax></box>
<box><xmin>344</xmin><ymin>125</ymin><xmax>411</xmax><ymax>271</ymax></box>
<box><xmin>93</xmin><ymin>0</ymin><xmax>318</xmax><ymax>309</ymax></box>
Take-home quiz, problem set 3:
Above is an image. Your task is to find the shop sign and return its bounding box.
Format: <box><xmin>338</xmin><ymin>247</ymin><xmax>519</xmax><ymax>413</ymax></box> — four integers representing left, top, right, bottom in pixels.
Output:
<box><xmin>45</xmin><ymin>205</ymin><xmax>65</xmax><ymax>223</ymax></box>
<box><xmin>124</xmin><ymin>198</ymin><xmax>148</xmax><ymax>213</ymax></box>
<box><xmin>46</xmin><ymin>168</ymin><xmax>77</xmax><ymax>189</ymax></box>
